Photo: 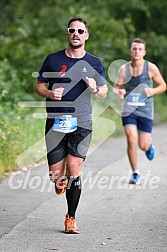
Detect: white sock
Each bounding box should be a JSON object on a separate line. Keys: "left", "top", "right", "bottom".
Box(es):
{"left": 133, "top": 170, "right": 140, "bottom": 175}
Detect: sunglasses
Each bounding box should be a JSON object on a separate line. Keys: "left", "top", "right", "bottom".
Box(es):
{"left": 67, "top": 28, "right": 87, "bottom": 35}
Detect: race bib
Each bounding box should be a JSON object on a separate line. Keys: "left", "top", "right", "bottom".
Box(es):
{"left": 126, "top": 92, "right": 146, "bottom": 106}
{"left": 53, "top": 115, "right": 77, "bottom": 133}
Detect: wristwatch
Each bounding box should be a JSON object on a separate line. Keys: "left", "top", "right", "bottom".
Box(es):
{"left": 92, "top": 87, "right": 99, "bottom": 94}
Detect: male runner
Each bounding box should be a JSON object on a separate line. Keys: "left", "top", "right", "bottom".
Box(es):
{"left": 114, "top": 38, "right": 166, "bottom": 184}
{"left": 35, "top": 17, "right": 108, "bottom": 233}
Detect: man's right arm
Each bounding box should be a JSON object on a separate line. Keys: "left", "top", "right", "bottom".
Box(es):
{"left": 113, "top": 65, "right": 126, "bottom": 99}
{"left": 35, "top": 81, "right": 50, "bottom": 98}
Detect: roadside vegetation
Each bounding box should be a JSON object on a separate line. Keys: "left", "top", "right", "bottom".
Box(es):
{"left": 0, "top": 0, "right": 167, "bottom": 179}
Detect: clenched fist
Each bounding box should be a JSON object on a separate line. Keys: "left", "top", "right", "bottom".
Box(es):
{"left": 48, "top": 87, "right": 64, "bottom": 100}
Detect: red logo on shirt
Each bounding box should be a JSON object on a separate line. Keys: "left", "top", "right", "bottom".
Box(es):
{"left": 59, "top": 65, "right": 67, "bottom": 76}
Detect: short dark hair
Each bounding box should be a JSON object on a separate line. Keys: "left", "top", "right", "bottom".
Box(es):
{"left": 67, "top": 17, "right": 88, "bottom": 30}
{"left": 132, "top": 38, "right": 146, "bottom": 48}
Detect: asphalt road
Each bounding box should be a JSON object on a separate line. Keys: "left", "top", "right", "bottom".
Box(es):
{"left": 0, "top": 123, "right": 167, "bottom": 252}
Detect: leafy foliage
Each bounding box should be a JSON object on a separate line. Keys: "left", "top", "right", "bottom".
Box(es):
{"left": 0, "top": 0, "right": 166, "bottom": 177}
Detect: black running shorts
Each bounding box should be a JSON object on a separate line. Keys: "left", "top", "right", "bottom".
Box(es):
{"left": 45, "top": 119, "right": 92, "bottom": 165}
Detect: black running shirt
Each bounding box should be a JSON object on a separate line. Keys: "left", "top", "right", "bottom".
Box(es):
{"left": 38, "top": 49, "right": 106, "bottom": 121}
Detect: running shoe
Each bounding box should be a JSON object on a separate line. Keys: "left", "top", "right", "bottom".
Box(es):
{"left": 145, "top": 144, "right": 155, "bottom": 161}
{"left": 129, "top": 173, "right": 140, "bottom": 184}
{"left": 64, "top": 214, "right": 79, "bottom": 234}
{"left": 55, "top": 179, "right": 68, "bottom": 195}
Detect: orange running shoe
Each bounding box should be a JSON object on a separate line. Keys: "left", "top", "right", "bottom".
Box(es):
{"left": 64, "top": 214, "right": 79, "bottom": 234}
{"left": 55, "top": 180, "right": 68, "bottom": 195}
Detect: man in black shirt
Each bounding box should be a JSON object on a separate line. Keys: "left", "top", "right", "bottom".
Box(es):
{"left": 35, "top": 17, "right": 108, "bottom": 234}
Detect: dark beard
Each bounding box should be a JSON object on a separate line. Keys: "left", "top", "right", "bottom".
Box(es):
{"left": 69, "top": 42, "right": 83, "bottom": 49}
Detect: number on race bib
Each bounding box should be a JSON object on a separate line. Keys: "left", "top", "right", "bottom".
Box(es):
{"left": 53, "top": 115, "right": 77, "bottom": 133}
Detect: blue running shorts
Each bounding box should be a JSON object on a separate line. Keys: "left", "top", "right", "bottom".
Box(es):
{"left": 122, "top": 113, "right": 153, "bottom": 133}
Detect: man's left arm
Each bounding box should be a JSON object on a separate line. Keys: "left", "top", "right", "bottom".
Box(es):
{"left": 145, "top": 63, "right": 167, "bottom": 97}
{"left": 85, "top": 77, "right": 108, "bottom": 98}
